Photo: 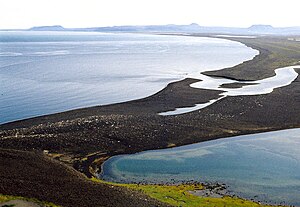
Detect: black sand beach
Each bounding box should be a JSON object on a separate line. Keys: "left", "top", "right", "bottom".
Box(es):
{"left": 1, "top": 35, "right": 300, "bottom": 207}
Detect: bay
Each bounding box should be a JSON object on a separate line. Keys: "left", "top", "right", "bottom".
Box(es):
{"left": 0, "top": 31, "right": 257, "bottom": 123}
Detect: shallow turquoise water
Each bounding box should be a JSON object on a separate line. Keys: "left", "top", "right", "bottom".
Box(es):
{"left": 100, "top": 128, "right": 300, "bottom": 206}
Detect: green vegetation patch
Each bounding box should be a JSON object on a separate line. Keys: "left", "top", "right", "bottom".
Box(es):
{"left": 91, "top": 178, "right": 275, "bottom": 207}
{"left": 0, "top": 194, "right": 60, "bottom": 207}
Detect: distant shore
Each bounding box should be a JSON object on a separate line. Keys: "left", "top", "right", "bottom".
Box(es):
{"left": 1, "top": 35, "right": 300, "bottom": 207}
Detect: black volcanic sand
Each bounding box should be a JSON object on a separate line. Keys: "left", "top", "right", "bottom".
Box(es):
{"left": 1, "top": 36, "right": 300, "bottom": 207}
{"left": 0, "top": 149, "right": 169, "bottom": 207}
{"left": 219, "top": 82, "right": 258, "bottom": 89}
{"left": 202, "top": 36, "right": 300, "bottom": 80}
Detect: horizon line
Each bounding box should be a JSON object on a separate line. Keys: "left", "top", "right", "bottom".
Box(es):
{"left": 2, "top": 23, "right": 300, "bottom": 31}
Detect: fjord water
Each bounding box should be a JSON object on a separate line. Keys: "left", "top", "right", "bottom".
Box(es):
{"left": 0, "top": 31, "right": 257, "bottom": 123}
{"left": 100, "top": 128, "right": 300, "bottom": 206}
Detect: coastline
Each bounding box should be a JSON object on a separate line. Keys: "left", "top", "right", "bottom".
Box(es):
{"left": 1, "top": 35, "right": 300, "bottom": 207}
{"left": 99, "top": 128, "right": 300, "bottom": 206}
{"left": 201, "top": 35, "right": 300, "bottom": 81}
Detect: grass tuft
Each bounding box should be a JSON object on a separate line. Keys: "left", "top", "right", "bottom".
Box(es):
{"left": 90, "top": 177, "right": 277, "bottom": 207}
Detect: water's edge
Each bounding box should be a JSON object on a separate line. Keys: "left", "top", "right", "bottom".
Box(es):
{"left": 0, "top": 33, "right": 258, "bottom": 125}
{"left": 99, "top": 128, "right": 300, "bottom": 206}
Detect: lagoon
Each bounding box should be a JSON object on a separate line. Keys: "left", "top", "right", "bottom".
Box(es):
{"left": 100, "top": 128, "right": 300, "bottom": 206}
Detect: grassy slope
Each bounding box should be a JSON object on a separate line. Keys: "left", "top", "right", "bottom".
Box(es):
{"left": 91, "top": 178, "right": 273, "bottom": 207}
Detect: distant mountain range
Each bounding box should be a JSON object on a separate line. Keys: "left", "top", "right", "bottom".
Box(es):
{"left": 6, "top": 24, "right": 300, "bottom": 35}
{"left": 29, "top": 25, "right": 66, "bottom": 31}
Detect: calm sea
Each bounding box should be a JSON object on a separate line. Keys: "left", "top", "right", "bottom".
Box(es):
{"left": 0, "top": 31, "right": 257, "bottom": 123}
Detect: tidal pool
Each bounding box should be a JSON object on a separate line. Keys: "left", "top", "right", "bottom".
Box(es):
{"left": 100, "top": 128, "right": 300, "bottom": 206}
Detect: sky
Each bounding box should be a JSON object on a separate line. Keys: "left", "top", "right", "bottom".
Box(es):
{"left": 0, "top": 0, "right": 300, "bottom": 29}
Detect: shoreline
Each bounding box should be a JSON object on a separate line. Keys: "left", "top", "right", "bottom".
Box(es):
{"left": 1, "top": 35, "right": 300, "bottom": 207}
{"left": 90, "top": 177, "right": 275, "bottom": 207}
{"left": 1, "top": 35, "right": 298, "bottom": 127}
{"left": 0, "top": 33, "right": 257, "bottom": 126}
{"left": 98, "top": 128, "right": 300, "bottom": 206}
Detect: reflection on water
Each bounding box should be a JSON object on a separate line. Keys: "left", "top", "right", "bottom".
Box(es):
{"left": 100, "top": 128, "right": 300, "bottom": 206}
{"left": 160, "top": 66, "right": 299, "bottom": 115}
{"left": 0, "top": 31, "right": 257, "bottom": 124}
